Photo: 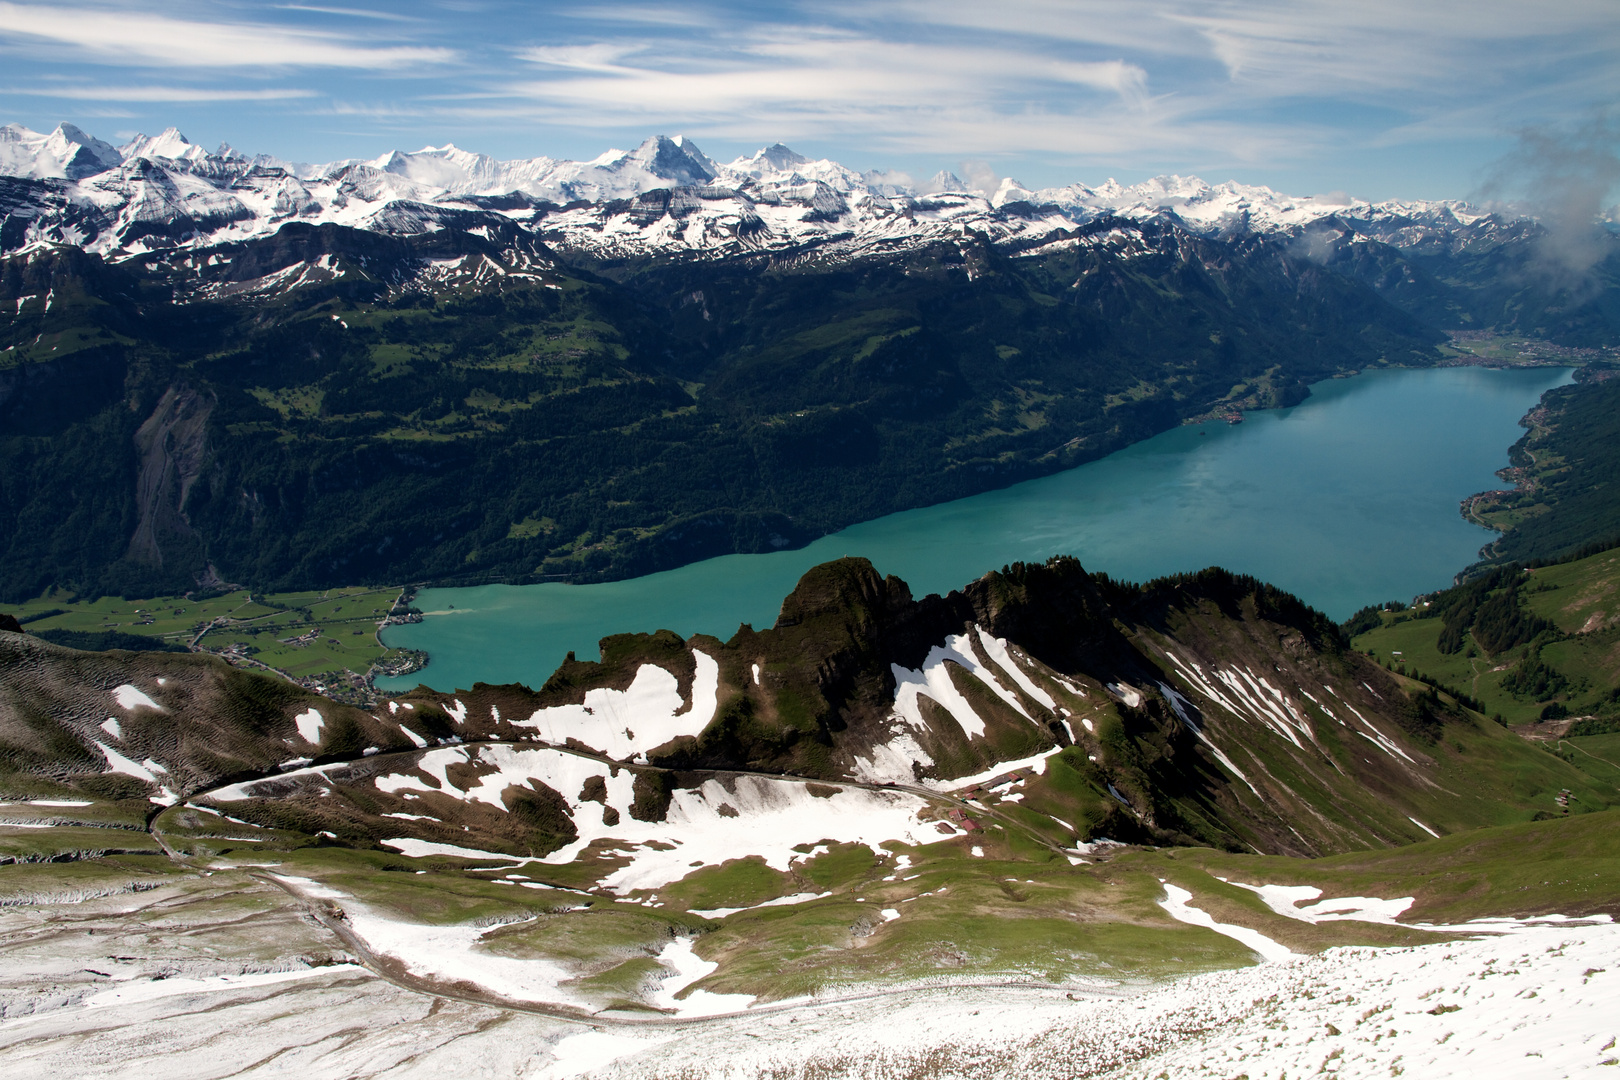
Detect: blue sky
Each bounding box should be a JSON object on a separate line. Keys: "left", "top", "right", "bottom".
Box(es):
{"left": 0, "top": 0, "right": 1615, "bottom": 200}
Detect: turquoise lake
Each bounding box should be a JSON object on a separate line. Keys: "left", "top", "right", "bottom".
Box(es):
{"left": 378, "top": 365, "right": 1571, "bottom": 693}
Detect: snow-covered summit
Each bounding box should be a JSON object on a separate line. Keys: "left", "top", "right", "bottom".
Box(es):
{"left": 0, "top": 122, "right": 120, "bottom": 180}
{"left": 0, "top": 121, "right": 1509, "bottom": 266}
{"left": 119, "top": 128, "right": 216, "bottom": 165}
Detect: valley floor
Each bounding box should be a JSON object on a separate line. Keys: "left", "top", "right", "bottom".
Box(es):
{"left": 3, "top": 878, "right": 1616, "bottom": 1080}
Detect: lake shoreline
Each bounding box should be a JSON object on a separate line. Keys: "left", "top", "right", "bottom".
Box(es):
{"left": 380, "top": 365, "right": 1574, "bottom": 694}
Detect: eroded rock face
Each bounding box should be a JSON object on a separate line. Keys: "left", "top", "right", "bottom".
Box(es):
{"left": 127, "top": 385, "right": 212, "bottom": 572}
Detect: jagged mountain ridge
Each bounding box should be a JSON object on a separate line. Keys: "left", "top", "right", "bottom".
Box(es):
{"left": 0, "top": 121, "right": 1516, "bottom": 269}
{"left": 3, "top": 558, "right": 1607, "bottom": 860}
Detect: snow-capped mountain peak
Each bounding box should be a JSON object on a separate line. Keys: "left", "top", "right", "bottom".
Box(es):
{"left": 0, "top": 122, "right": 120, "bottom": 180}
{"left": 0, "top": 120, "right": 1522, "bottom": 271}
{"left": 751, "top": 143, "right": 808, "bottom": 171}
{"left": 926, "top": 170, "right": 972, "bottom": 194}
{"left": 622, "top": 135, "right": 718, "bottom": 186}
{"left": 120, "top": 127, "right": 212, "bottom": 165}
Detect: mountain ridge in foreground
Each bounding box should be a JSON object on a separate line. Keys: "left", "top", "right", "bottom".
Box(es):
{"left": 2, "top": 555, "right": 1618, "bottom": 1047}
{"left": 5, "top": 556, "right": 1606, "bottom": 861}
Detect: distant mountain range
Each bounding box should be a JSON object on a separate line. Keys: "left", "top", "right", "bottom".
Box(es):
{"left": 0, "top": 121, "right": 1524, "bottom": 268}
{"left": 1, "top": 122, "right": 1617, "bottom": 600}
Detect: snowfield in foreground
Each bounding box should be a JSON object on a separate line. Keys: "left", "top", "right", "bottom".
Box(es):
{"left": 4, "top": 871, "right": 1618, "bottom": 1080}
{"left": 587, "top": 920, "right": 1620, "bottom": 1079}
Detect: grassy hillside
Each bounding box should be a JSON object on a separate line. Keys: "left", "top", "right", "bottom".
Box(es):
{"left": 1351, "top": 543, "right": 1620, "bottom": 728}
{"left": 136, "top": 790, "right": 1620, "bottom": 1011}
{"left": 8, "top": 557, "right": 1610, "bottom": 866}
{"left": 5, "top": 556, "right": 1620, "bottom": 1019}
{"left": 2, "top": 584, "right": 418, "bottom": 698}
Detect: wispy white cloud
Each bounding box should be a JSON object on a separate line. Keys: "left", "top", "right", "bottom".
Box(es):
{"left": 0, "top": 0, "right": 1613, "bottom": 196}
{"left": 555, "top": 5, "right": 726, "bottom": 29}
{"left": 0, "top": 2, "right": 455, "bottom": 68}
{"left": 1173, "top": 0, "right": 1620, "bottom": 85}
{"left": 873, "top": 0, "right": 1620, "bottom": 101}
{"left": 276, "top": 4, "right": 422, "bottom": 21}
{"left": 508, "top": 31, "right": 1150, "bottom": 117}
{"left": 5, "top": 85, "right": 318, "bottom": 102}
{"left": 461, "top": 0, "right": 1615, "bottom": 178}
{"left": 516, "top": 44, "right": 647, "bottom": 75}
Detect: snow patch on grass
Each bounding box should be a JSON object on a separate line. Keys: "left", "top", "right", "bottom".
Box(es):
{"left": 345, "top": 905, "right": 584, "bottom": 1007}
{"left": 95, "top": 742, "right": 156, "bottom": 782}
{"left": 850, "top": 727, "right": 934, "bottom": 785}
{"left": 1409, "top": 815, "right": 1440, "bottom": 838}
{"left": 379, "top": 838, "right": 525, "bottom": 863}
{"left": 864, "top": 632, "right": 1069, "bottom": 783}
{"left": 1226, "top": 881, "right": 1413, "bottom": 925}
{"left": 650, "top": 937, "right": 755, "bottom": 1017}
{"left": 1158, "top": 881, "right": 1292, "bottom": 962}
{"left": 891, "top": 639, "right": 994, "bottom": 737}
{"left": 510, "top": 649, "right": 720, "bottom": 758}
{"left": 539, "top": 1032, "right": 674, "bottom": 1080}
{"left": 111, "top": 684, "right": 161, "bottom": 712}
{"left": 373, "top": 745, "right": 939, "bottom": 894}
{"left": 931, "top": 748, "right": 1062, "bottom": 792}
{"left": 975, "top": 627, "right": 1056, "bottom": 710}
{"left": 206, "top": 761, "right": 349, "bottom": 802}
{"left": 293, "top": 708, "right": 323, "bottom": 744}
{"left": 1105, "top": 682, "right": 1142, "bottom": 709}
{"left": 689, "top": 891, "right": 832, "bottom": 919}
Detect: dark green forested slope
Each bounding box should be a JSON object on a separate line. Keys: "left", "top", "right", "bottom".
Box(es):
{"left": 1467, "top": 368, "right": 1620, "bottom": 566}
{"left": 0, "top": 220, "right": 1439, "bottom": 600}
